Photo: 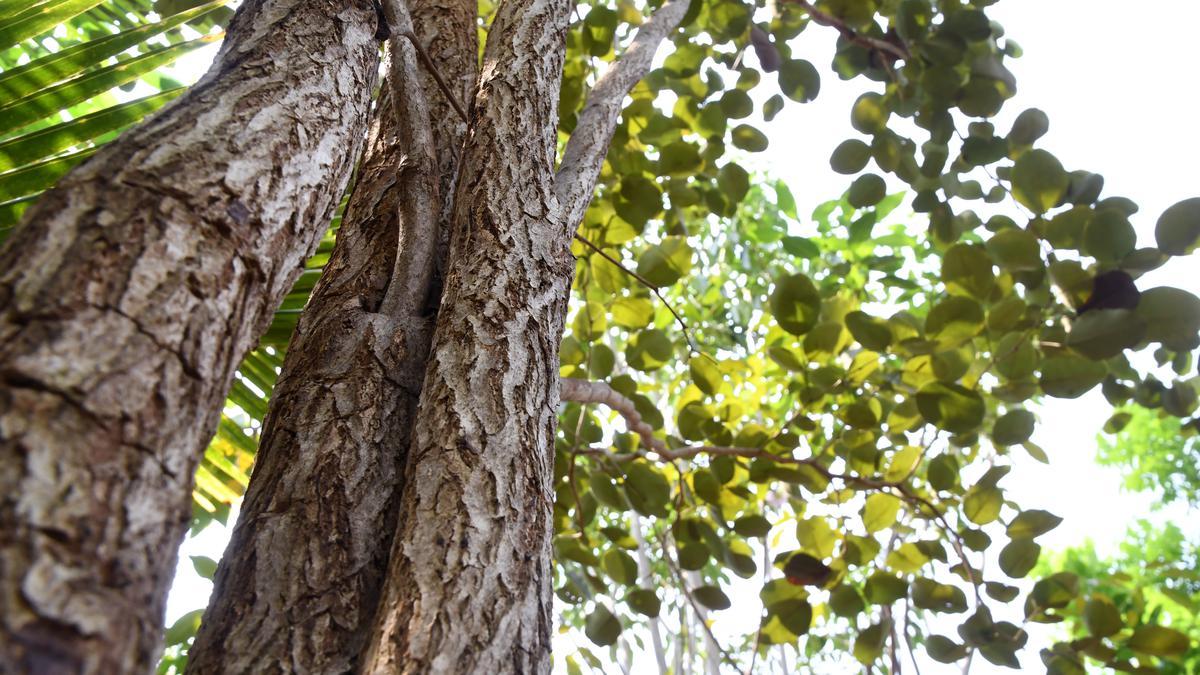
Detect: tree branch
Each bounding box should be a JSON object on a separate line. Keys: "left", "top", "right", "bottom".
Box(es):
{"left": 558, "top": 377, "right": 982, "bottom": 595}
{"left": 555, "top": 0, "right": 691, "bottom": 232}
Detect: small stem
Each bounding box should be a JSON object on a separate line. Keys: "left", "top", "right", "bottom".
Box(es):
{"left": 401, "top": 31, "right": 470, "bottom": 123}
{"left": 573, "top": 233, "right": 696, "bottom": 352}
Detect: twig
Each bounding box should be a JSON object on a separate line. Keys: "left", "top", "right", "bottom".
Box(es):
{"left": 902, "top": 599, "right": 923, "bottom": 675}
{"left": 573, "top": 233, "right": 697, "bottom": 352}
{"left": 400, "top": 30, "right": 470, "bottom": 124}
{"left": 655, "top": 530, "right": 740, "bottom": 670}
{"left": 783, "top": 0, "right": 909, "bottom": 61}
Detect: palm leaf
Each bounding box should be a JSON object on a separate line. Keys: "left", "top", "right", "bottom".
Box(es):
{"left": 0, "top": 0, "right": 224, "bottom": 101}
{"left": 0, "top": 0, "right": 108, "bottom": 48}
{"left": 0, "top": 34, "right": 218, "bottom": 137}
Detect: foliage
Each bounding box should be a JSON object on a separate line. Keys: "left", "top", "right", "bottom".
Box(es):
{"left": 1099, "top": 405, "right": 1200, "bottom": 508}
{"left": 5, "top": 0, "right": 1200, "bottom": 672}
{"left": 1035, "top": 522, "right": 1200, "bottom": 674}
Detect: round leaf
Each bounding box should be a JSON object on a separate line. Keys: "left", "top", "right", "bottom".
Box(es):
{"left": 1010, "top": 149, "right": 1068, "bottom": 214}
{"left": 1155, "top": 197, "right": 1200, "bottom": 255}
{"left": 769, "top": 272, "right": 821, "bottom": 335}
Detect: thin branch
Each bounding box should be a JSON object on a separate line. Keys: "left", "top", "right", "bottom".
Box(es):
{"left": 656, "top": 531, "right": 739, "bottom": 670}
{"left": 783, "top": 0, "right": 909, "bottom": 61}
{"left": 400, "top": 30, "right": 470, "bottom": 124}
{"left": 555, "top": 0, "right": 692, "bottom": 231}
{"left": 573, "top": 233, "right": 696, "bottom": 352}
{"left": 377, "top": 0, "right": 439, "bottom": 319}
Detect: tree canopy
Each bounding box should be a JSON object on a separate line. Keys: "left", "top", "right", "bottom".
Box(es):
{"left": 2, "top": 0, "right": 1198, "bottom": 673}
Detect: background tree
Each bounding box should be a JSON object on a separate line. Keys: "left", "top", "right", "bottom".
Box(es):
{"left": 1, "top": 0, "right": 1198, "bottom": 674}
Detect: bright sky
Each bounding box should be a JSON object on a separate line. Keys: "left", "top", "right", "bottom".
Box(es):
{"left": 158, "top": 1, "right": 1200, "bottom": 672}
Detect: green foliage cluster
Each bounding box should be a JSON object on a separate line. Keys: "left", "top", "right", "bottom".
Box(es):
{"left": 4, "top": 0, "right": 1200, "bottom": 672}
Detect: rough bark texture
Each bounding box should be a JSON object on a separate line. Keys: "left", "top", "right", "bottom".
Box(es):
{"left": 188, "top": 1, "right": 477, "bottom": 672}
{"left": 359, "top": 0, "right": 573, "bottom": 672}
{"left": 0, "top": 1, "right": 379, "bottom": 672}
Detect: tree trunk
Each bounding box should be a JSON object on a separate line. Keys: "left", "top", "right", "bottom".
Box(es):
{"left": 188, "top": 1, "right": 476, "bottom": 670}
{"left": 0, "top": 1, "right": 380, "bottom": 672}
{"left": 359, "top": 0, "right": 573, "bottom": 672}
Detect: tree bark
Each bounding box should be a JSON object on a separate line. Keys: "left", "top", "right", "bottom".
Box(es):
{"left": 0, "top": 1, "right": 380, "bottom": 672}
{"left": 359, "top": 0, "right": 573, "bottom": 672}
{"left": 188, "top": 0, "right": 477, "bottom": 670}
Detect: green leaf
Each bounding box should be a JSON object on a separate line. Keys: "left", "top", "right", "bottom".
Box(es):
{"left": 862, "top": 493, "right": 901, "bottom": 533}
{"left": 1136, "top": 286, "right": 1200, "bottom": 351}
{"left": 636, "top": 236, "right": 692, "bottom": 287}
{"left": 584, "top": 605, "right": 622, "bottom": 646}
{"left": 1039, "top": 355, "right": 1107, "bottom": 398}
{"left": 0, "top": 0, "right": 107, "bottom": 49}
{"left": 625, "top": 329, "right": 673, "bottom": 372}
{"left": 1155, "top": 197, "right": 1200, "bottom": 255}
{"left": 865, "top": 573, "right": 908, "bottom": 604}
{"left": 731, "top": 124, "right": 768, "bottom": 152}
{"left": 772, "top": 598, "right": 813, "bottom": 636}
{"left": 611, "top": 296, "right": 653, "bottom": 329}
{"left": 1083, "top": 595, "right": 1122, "bottom": 638}
{"left": 0, "top": 36, "right": 218, "bottom": 138}
{"left": 963, "top": 485, "right": 1003, "bottom": 525}
{"left": 845, "top": 311, "right": 892, "bottom": 351}
{"left": 733, "top": 514, "right": 772, "bottom": 538}
{"left": 717, "top": 162, "right": 750, "bottom": 203}
{"left": 1006, "top": 509, "right": 1062, "bottom": 539}
{"left": 851, "top": 93, "right": 888, "bottom": 134}
{"left": 769, "top": 272, "right": 821, "bottom": 335}
{"left": 1007, "top": 108, "right": 1049, "bottom": 146}
{"left": 992, "top": 409, "right": 1034, "bottom": 446}
{"left": 617, "top": 175, "right": 662, "bottom": 225}
{"left": 623, "top": 462, "right": 671, "bottom": 516}
{"left": 986, "top": 228, "right": 1042, "bottom": 271}
{"left": 1082, "top": 209, "right": 1136, "bottom": 262}
{"left": 916, "top": 382, "right": 985, "bottom": 434}
{"left": 925, "top": 296, "right": 984, "bottom": 344}
{"left": 0, "top": 147, "right": 95, "bottom": 202}
{"left": 925, "top": 635, "right": 969, "bottom": 663}
{"left": 164, "top": 608, "right": 204, "bottom": 646}
{"left": 602, "top": 549, "right": 638, "bottom": 585}
{"left": 688, "top": 356, "right": 722, "bottom": 396}
{"left": 693, "top": 585, "right": 732, "bottom": 610}
{"left": 998, "top": 539, "right": 1040, "bottom": 578}
{"left": 719, "top": 89, "right": 753, "bottom": 118}
{"left": 912, "top": 578, "right": 968, "bottom": 613}
{"left": 854, "top": 622, "right": 888, "bottom": 665}
{"left": 847, "top": 174, "right": 886, "bottom": 208}
{"left": 0, "top": 89, "right": 185, "bottom": 172}
{"left": 0, "top": 1, "right": 226, "bottom": 101}
{"left": 779, "top": 58, "right": 819, "bottom": 103}
{"left": 1127, "top": 625, "right": 1190, "bottom": 658}
{"left": 190, "top": 555, "right": 218, "bottom": 580}
{"left": 1010, "top": 149, "right": 1068, "bottom": 214}
{"left": 830, "top": 139, "right": 871, "bottom": 175}
{"left": 942, "top": 243, "right": 995, "bottom": 299}
{"left": 626, "top": 589, "right": 661, "bottom": 618}
{"left": 1067, "top": 309, "right": 1144, "bottom": 360}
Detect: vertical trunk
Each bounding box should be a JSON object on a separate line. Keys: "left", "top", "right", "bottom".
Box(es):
{"left": 360, "top": 0, "right": 572, "bottom": 672}
{"left": 0, "top": 1, "right": 380, "bottom": 672}
{"left": 188, "top": 1, "right": 477, "bottom": 670}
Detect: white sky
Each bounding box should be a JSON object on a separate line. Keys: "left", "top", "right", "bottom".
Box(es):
{"left": 158, "top": 1, "right": 1200, "bottom": 672}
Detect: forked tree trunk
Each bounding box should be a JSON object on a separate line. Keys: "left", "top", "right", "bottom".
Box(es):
{"left": 359, "top": 0, "right": 573, "bottom": 671}
{"left": 188, "top": 1, "right": 477, "bottom": 670}
{"left": 0, "top": 1, "right": 380, "bottom": 671}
